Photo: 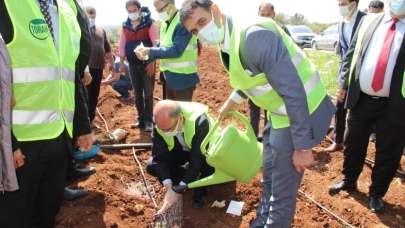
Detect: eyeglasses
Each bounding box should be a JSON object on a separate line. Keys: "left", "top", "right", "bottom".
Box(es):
{"left": 156, "top": 2, "right": 170, "bottom": 13}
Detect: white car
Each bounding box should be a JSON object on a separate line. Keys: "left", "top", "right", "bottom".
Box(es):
{"left": 311, "top": 24, "right": 339, "bottom": 51}
{"left": 285, "top": 25, "right": 316, "bottom": 48}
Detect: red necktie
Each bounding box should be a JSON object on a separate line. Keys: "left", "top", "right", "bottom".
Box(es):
{"left": 371, "top": 17, "right": 399, "bottom": 92}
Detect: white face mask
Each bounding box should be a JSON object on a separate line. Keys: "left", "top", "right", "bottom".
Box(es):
{"left": 391, "top": 0, "right": 405, "bottom": 17}
{"left": 339, "top": 2, "right": 355, "bottom": 17}
{"left": 89, "top": 18, "right": 96, "bottom": 27}
{"left": 128, "top": 12, "right": 140, "bottom": 21}
{"left": 158, "top": 10, "right": 171, "bottom": 21}
{"left": 197, "top": 13, "right": 225, "bottom": 45}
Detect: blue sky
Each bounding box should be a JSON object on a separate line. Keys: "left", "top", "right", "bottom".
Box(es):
{"left": 79, "top": 0, "right": 379, "bottom": 25}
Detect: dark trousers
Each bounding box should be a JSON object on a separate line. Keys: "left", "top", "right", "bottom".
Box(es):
{"left": 87, "top": 68, "right": 103, "bottom": 121}
{"left": 160, "top": 72, "right": 167, "bottom": 100}
{"left": 343, "top": 93, "right": 405, "bottom": 197}
{"left": 334, "top": 99, "right": 348, "bottom": 144}
{"left": 166, "top": 86, "right": 195, "bottom": 102}
{"left": 146, "top": 150, "right": 214, "bottom": 195}
{"left": 112, "top": 79, "right": 132, "bottom": 98}
{"left": 248, "top": 100, "right": 268, "bottom": 137}
{"left": 129, "top": 63, "right": 155, "bottom": 123}
{"left": 0, "top": 132, "right": 71, "bottom": 228}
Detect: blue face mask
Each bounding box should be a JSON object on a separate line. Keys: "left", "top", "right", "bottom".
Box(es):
{"left": 391, "top": 0, "right": 405, "bottom": 17}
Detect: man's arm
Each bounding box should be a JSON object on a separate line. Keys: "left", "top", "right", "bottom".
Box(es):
{"left": 151, "top": 128, "right": 172, "bottom": 184}
{"left": 149, "top": 24, "right": 192, "bottom": 60}
{"left": 181, "top": 115, "right": 210, "bottom": 184}
{"left": 73, "top": 0, "right": 91, "bottom": 139}
{"left": 103, "top": 29, "right": 112, "bottom": 58}
{"left": 340, "top": 20, "right": 362, "bottom": 90}
{"left": 243, "top": 27, "right": 314, "bottom": 150}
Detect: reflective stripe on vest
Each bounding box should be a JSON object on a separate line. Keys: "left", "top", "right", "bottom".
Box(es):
{"left": 159, "top": 12, "right": 198, "bottom": 74}
{"left": 402, "top": 72, "right": 405, "bottom": 98}
{"left": 5, "top": 0, "right": 80, "bottom": 141}
{"left": 12, "top": 110, "right": 74, "bottom": 125}
{"left": 225, "top": 17, "right": 328, "bottom": 129}
{"left": 13, "top": 67, "right": 75, "bottom": 83}
{"left": 160, "top": 61, "right": 197, "bottom": 69}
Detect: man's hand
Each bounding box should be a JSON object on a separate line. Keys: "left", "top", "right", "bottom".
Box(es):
{"left": 11, "top": 96, "right": 16, "bottom": 108}
{"left": 146, "top": 62, "right": 156, "bottom": 78}
{"left": 82, "top": 72, "right": 93, "bottom": 86}
{"left": 157, "top": 184, "right": 182, "bottom": 215}
{"left": 292, "top": 149, "right": 314, "bottom": 172}
{"left": 219, "top": 99, "right": 237, "bottom": 120}
{"left": 337, "top": 88, "right": 346, "bottom": 103}
{"left": 134, "top": 45, "right": 150, "bottom": 61}
{"left": 76, "top": 133, "right": 95, "bottom": 152}
{"left": 13, "top": 149, "right": 25, "bottom": 169}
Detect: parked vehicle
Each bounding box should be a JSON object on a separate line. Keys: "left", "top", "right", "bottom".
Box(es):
{"left": 311, "top": 24, "right": 339, "bottom": 51}
{"left": 285, "top": 25, "right": 316, "bottom": 48}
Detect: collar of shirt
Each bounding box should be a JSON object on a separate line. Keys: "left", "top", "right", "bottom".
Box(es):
{"left": 343, "top": 9, "right": 359, "bottom": 24}
{"left": 382, "top": 13, "right": 405, "bottom": 25}
{"left": 220, "top": 16, "right": 231, "bottom": 54}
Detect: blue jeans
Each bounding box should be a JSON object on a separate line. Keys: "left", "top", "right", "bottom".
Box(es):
{"left": 112, "top": 79, "right": 131, "bottom": 98}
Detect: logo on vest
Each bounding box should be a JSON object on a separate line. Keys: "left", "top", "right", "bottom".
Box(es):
{"left": 29, "top": 19, "right": 50, "bottom": 40}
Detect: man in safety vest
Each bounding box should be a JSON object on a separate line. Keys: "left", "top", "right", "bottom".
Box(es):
{"left": 147, "top": 100, "right": 214, "bottom": 214}
{"left": 330, "top": 0, "right": 405, "bottom": 213}
{"left": 0, "top": 0, "right": 94, "bottom": 227}
{"left": 180, "top": 0, "right": 335, "bottom": 227}
{"left": 135, "top": 0, "right": 199, "bottom": 101}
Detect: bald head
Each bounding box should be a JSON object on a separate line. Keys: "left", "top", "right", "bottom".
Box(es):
{"left": 153, "top": 100, "right": 182, "bottom": 131}
{"left": 259, "top": 2, "right": 275, "bottom": 18}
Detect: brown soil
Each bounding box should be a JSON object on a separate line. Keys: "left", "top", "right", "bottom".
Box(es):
{"left": 56, "top": 48, "right": 405, "bottom": 228}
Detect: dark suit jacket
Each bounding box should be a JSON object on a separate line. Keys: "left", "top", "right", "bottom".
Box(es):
{"left": 341, "top": 14, "right": 405, "bottom": 126}
{"left": 337, "top": 10, "right": 366, "bottom": 87}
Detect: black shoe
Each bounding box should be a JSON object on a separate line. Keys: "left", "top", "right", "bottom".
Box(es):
{"left": 144, "top": 122, "right": 154, "bottom": 132}
{"left": 328, "top": 180, "right": 357, "bottom": 195}
{"left": 130, "top": 121, "right": 145, "bottom": 129}
{"left": 64, "top": 187, "right": 88, "bottom": 201}
{"left": 369, "top": 196, "right": 384, "bottom": 213}
{"left": 70, "top": 166, "right": 96, "bottom": 181}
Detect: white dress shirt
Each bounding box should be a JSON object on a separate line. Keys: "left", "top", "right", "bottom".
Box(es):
{"left": 342, "top": 10, "right": 359, "bottom": 45}
{"left": 359, "top": 14, "right": 405, "bottom": 97}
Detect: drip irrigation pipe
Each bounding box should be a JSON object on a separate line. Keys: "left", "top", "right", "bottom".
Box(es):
{"left": 325, "top": 136, "right": 404, "bottom": 177}
{"left": 298, "top": 190, "right": 355, "bottom": 228}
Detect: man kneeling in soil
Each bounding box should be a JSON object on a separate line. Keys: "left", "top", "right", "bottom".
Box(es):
{"left": 147, "top": 100, "right": 214, "bottom": 214}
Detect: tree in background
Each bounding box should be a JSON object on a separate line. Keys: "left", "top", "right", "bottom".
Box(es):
{"left": 289, "top": 13, "right": 308, "bottom": 25}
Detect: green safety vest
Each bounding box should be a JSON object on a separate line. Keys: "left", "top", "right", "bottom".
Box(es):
{"left": 349, "top": 13, "right": 405, "bottom": 98}
{"left": 156, "top": 102, "right": 209, "bottom": 151}
{"left": 159, "top": 12, "right": 198, "bottom": 74}
{"left": 222, "top": 18, "right": 327, "bottom": 129}
{"left": 5, "top": 0, "right": 81, "bottom": 141}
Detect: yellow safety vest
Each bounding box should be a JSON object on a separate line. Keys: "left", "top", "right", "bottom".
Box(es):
{"left": 5, "top": 0, "right": 81, "bottom": 141}
{"left": 159, "top": 12, "right": 198, "bottom": 74}
{"left": 222, "top": 18, "right": 328, "bottom": 129}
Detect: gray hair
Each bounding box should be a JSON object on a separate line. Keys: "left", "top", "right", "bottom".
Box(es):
{"left": 180, "top": 0, "right": 213, "bottom": 23}
{"left": 85, "top": 6, "right": 96, "bottom": 14}
{"left": 168, "top": 102, "right": 182, "bottom": 118}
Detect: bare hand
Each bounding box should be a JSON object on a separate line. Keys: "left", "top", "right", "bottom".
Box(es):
{"left": 292, "top": 149, "right": 314, "bottom": 172}
{"left": 219, "top": 99, "right": 237, "bottom": 120}
{"left": 337, "top": 89, "right": 346, "bottom": 103}
{"left": 82, "top": 72, "right": 93, "bottom": 86}
{"left": 11, "top": 96, "right": 16, "bottom": 108}
{"left": 146, "top": 62, "right": 156, "bottom": 78}
{"left": 76, "top": 133, "right": 95, "bottom": 152}
{"left": 13, "top": 149, "right": 25, "bottom": 169}
{"left": 134, "top": 46, "right": 150, "bottom": 61}
{"left": 157, "top": 185, "right": 182, "bottom": 215}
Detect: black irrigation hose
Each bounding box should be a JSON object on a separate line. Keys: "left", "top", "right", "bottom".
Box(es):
{"left": 298, "top": 190, "right": 355, "bottom": 228}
